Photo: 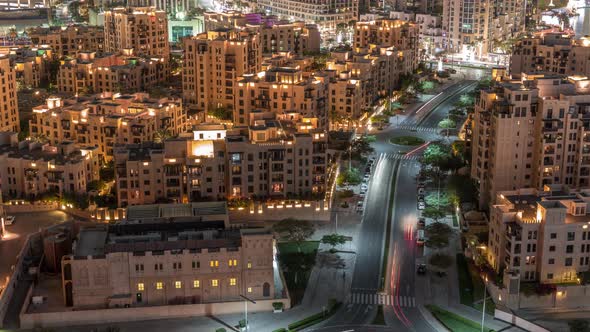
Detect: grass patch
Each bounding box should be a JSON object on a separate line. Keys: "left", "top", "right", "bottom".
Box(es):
{"left": 457, "top": 253, "right": 495, "bottom": 315}
{"left": 286, "top": 299, "right": 341, "bottom": 331}
{"left": 277, "top": 241, "right": 320, "bottom": 305}
{"left": 452, "top": 213, "right": 459, "bottom": 227}
{"left": 538, "top": 0, "right": 567, "bottom": 9}
{"left": 372, "top": 305, "right": 386, "bottom": 325}
{"left": 380, "top": 162, "right": 400, "bottom": 290}
{"left": 426, "top": 304, "right": 494, "bottom": 332}
{"left": 390, "top": 136, "right": 425, "bottom": 146}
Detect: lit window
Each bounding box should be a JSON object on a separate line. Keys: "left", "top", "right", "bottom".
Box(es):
{"left": 175, "top": 281, "right": 182, "bottom": 289}
{"left": 193, "top": 280, "right": 200, "bottom": 288}
{"left": 229, "top": 259, "right": 238, "bottom": 267}
{"left": 229, "top": 278, "right": 237, "bottom": 286}
{"left": 211, "top": 279, "right": 219, "bottom": 287}
{"left": 247, "top": 287, "right": 252, "bottom": 293}
{"left": 156, "top": 282, "right": 163, "bottom": 290}
{"left": 247, "top": 262, "right": 252, "bottom": 269}
{"left": 210, "top": 260, "right": 219, "bottom": 267}
{"left": 137, "top": 283, "right": 144, "bottom": 291}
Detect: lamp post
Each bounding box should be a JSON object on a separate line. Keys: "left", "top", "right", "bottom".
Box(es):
{"left": 239, "top": 294, "right": 256, "bottom": 332}
{"left": 481, "top": 276, "right": 488, "bottom": 332}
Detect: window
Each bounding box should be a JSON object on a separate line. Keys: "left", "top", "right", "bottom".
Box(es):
{"left": 210, "top": 260, "right": 219, "bottom": 267}
{"left": 565, "top": 257, "right": 573, "bottom": 266}
{"left": 193, "top": 280, "right": 200, "bottom": 288}
{"left": 192, "top": 261, "right": 200, "bottom": 269}
{"left": 567, "top": 245, "right": 574, "bottom": 253}
{"left": 547, "top": 273, "right": 554, "bottom": 280}
{"left": 568, "top": 232, "right": 575, "bottom": 241}
{"left": 247, "top": 287, "right": 252, "bottom": 293}
{"left": 156, "top": 282, "right": 163, "bottom": 290}
{"left": 247, "top": 262, "right": 252, "bottom": 269}
{"left": 550, "top": 233, "right": 557, "bottom": 239}
{"left": 175, "top": 281, "right": 182, "bottom": 289}
{"left": 549, "top": 246, "right": 556, "bottom": 252}
{"left": 548, "top": 258, "right": 555, "bottom": 264}
{"left": 137, "top": 283, "right": 145, "bottom": 291}
{"left": 211, "top": 279, "right": 219, "bottom": 287}
{"left": 229, "top": 259, "right": 238, "bottom": 267}
{"left": 230, "top": 278, "right": 237, "bottom": 286}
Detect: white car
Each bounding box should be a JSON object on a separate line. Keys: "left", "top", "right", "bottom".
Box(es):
{"left": 4, "top": 216, "right": 15, "bottom": 226}
{"left": 418, "top": 202, "right": 426, "bottom": 210}
{"left": 418, "top": 187, "right": 425, "bottom": 195}
{"left": 361, "top": 184, "right": 368, "bottom": 191}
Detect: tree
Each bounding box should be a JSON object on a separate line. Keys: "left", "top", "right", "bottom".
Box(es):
{"left": 153, "top": 128, "right": 172, "bottom": 144}
{"left": 422, "top": 143, "right": 450, "bottom": 167}
{"left": 30, "top": 133, "right": 49, "bottom": 144}
{"left": 208, "top": 107, "right": 232, "bottom": 120}
{"left": 321, "top": 234, "right": 348, "bottom": 248}
{"left": 425, "top": 222, "right": 453, "bottom": 249}
{"left": 87, "top": 180, "right": 107, "bottom": 192}
{"left": 273, "top": 218, "right": 315, "bottom": 251}
{"left": 351, "top": 136, "right": 375, "bottom": 159}
{"left": 438, "top": 118, "right": 456, "bottom": 136}
{"left": 337, "top": 168, "right": 362, "bottom": 186}
{"left": 569, "top": 320, "right": 590, "bottom": 332}
{"left": 422, "top": 206, "right": 446, "bottom": 221}
{"left": 425, "top": 192, "right": 451, "bottom": 209}
{"left": 100, "top": 161, "right": 115, "bottom": 182}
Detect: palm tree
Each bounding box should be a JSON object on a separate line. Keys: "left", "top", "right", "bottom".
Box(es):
{"left": 30, "top": 133, "right": 49, "bottom": 144}
{"left": 153, "top": 128, "right": 172, "bottom": 144}
{"left": 7, "top": 28, "right": 17, "bottom": 41}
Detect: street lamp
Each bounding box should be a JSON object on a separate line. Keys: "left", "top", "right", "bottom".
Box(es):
{"left": 239, "top": 294, "right": 256, "bottom": 332}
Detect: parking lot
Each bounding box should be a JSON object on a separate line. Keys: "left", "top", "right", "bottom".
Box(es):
{"left": 0, "top": 211, "right": 70, "bottom": 285}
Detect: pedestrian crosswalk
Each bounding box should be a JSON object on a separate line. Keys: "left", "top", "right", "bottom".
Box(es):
{"left": 347, "top": 292, "right": 416, "bottom": 308}
{"left": 379, "top": 152, "right": 421, "bottom": 161}
{"left": 395, "top": 125, "right": 439, "bottom": 133}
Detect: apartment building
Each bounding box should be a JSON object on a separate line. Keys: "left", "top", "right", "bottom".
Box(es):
{"left": 29, "top": 93, "right": 187, "bottom": 163}
{"left": 487, "top": 186, "right": 590, "bottom": 283}
{"left": 182, "top": 29, "right": 261, "bottom": 116}
{"left": 103, "top": 7, "right": 170, "bottom": 63}
{"left": 510, "top": 34, "right": 590, "bottom": 79}
{"left": 234, "top": 67, "right": 329, "bottom": 128}
{"left": 442, "top": 0, "right": 524, "bottom": 58}
{"left": 114, "top": 115, "right": 328, "bottom": 206}
{"left": 0, "top": 132, "right": 99, "bottom": 200}
{"left": 3, "top": 46, "right": 52, "bottom": 88}
{"left": 256, "top": 0, "right": 358, "bottom": 33}
{"left": 390, "top": 11, "right": 444, "bottom": 57}
{"left": 0, "top": 55, "right": 19, "bottom": 132}
{"left": 57, "top": 50, "right": 168, "bottom": 95}
{"left": 28, "top": 25, "right": 104, "bottom": 58}
{"left": 128, "top": 0, "right": 200, "bottom": 12}
{"left": 62, "top": 209, "right": 277, "bottom": 308}
{"left": 471, "top": 73, "right": 590, "bottom": 206}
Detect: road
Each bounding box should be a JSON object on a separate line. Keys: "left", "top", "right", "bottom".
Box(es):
{"left": 321, "top": 71, "right": 483, "bottom": 331}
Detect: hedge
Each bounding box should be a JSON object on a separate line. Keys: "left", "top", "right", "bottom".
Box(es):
{"left": 286, "top": 301, "right": 341, "bottom": 331}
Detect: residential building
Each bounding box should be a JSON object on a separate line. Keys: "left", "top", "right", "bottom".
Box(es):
{"left": 0, "top": 132, "right": 99, "bottom": 200}
{"left": 28, "top": 25, "right": 105, "bottom": 58}
{"left": 252, "top": 21, "right": 321, "bottom": 56}
{"left": 62, "top": 207, "right": 279, "bottom": 308}
{"left": 234, "top": 67, "right": 329, "bottom": 128}
{"left": 0, "top": 55, "right": 19, "bottom": 132}
{"left": 487, "top": 186, "right": 590, "bottom": 284}
{"left": 57, "top": 50, "right": 168, "bottom": 95}
{"left": 29, "top": 93, "right": 187, "bottom": 163}
{"left": 2, "top": 46, "right": 53, "bottom": 89}
{"left": 442, "top": 0, "right": 525, "bottom": 58}
{"left": 182, "top": 29, "right": 261, "bottom": 117}
{"left": 103, "top": 7, "right": 170, "bottom": 64}
{"left": 256, "top": 0, "right": 358, "bottom": 34}
{"left": 471, "top": 73, "right": 590, "bottom": 206}
{"left": 114, "top": 115, "right": 328, "bottom": 206}
{"left": 128, "top": 0, "right": 201, "bottom": 12}
{"left": 510, "top": 33, "right": 590, "bottom": 79}
{"left": 390, "top": 11, "right": 445, "bottom": 58}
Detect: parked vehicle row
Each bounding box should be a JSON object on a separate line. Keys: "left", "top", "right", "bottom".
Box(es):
{"left": 357, "top": 157, "right": 376, "bottom": 213}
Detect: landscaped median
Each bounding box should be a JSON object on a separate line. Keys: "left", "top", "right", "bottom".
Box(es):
{"left": 425, "top": 304, "right": 495, "bottom": 332}
{"left": 389, "top": 135, "right": 425, "bottom": 146}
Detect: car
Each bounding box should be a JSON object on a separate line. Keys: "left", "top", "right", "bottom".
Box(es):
{"left": 417, "top": 218, "right": 426, "bottom": 229}
{"left": 417, "top": 182, "right": 425, "bottom": 187}
{"left": 416, "top": 229, "right": 425, "bottom": 246}
{"left": 369, "top": 157, "right": 375, "bottom": 163}
{"left": 418, "top": 187, "right": 425, "bottom": 195}
{"left": 417, "top": 264, "right": 427, "bottom": 275}
{"left": 418, "top": 201, "right": 426, "bottom": 210}
{"left": 4, "top": 215, "right": 15, "bottom": 226}
{"left": 359, "top": 191, "right": 366, "bottom": 198}
{"left": 417, "top": 195, "right": 425, "bottom": 202}
{"left": 361, "top": 184, "right": 368, "bottom": 191}
{"left": 363, "top": 174, "right": 370, "bottom": 181}
{"left": 365, "top": 166, "right": 372, "bottom": 173}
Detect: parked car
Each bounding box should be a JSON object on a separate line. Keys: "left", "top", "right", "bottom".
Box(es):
{"left": 416, "top": 229, "right": 425, "bottom": 246}
{"left": 361, "top": 184, "right": 368, "bottom": 191}
{"left": 418, "top": 187, "right": 425, "bottom": 195}
{"left": 365, "top": 166, "right": 372, "bottom": 173}
{"left": 418, "top": 201, "right": 426, "bottom": 210}
{"left": 417, "top": 264, "right": 427, "bottom": 275}
{"left": 417, "top": 195, "right": 425, "bottom": 202}
{"left": 4, "top": 216, "right": 15, "bottom": 226}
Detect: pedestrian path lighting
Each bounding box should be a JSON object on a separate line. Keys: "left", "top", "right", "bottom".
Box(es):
{"left": 239, "top": 294, "right": 256, "bottom": 332}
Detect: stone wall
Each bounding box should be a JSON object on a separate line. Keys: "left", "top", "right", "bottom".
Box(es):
{"left": 20, "top": 298, "right": 290, "bottom": 329}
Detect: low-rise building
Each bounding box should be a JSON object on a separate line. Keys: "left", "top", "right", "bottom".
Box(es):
{"left": 28, "top": 25, "right": 105, "bottom": 58}
{"left": 57, "top": 50, "right": 168, "bottom": 95}
{"left": 62, "top": 205, "right": 278, "bottom": 308}
{"left": 488, "top": 186, "right": 590, "bottom": 283}
{"left": 0, "top": 132, "right": 99, "bottom": 200}
{"left": 29, "top": 93, "right": 187, "bottom": 163}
